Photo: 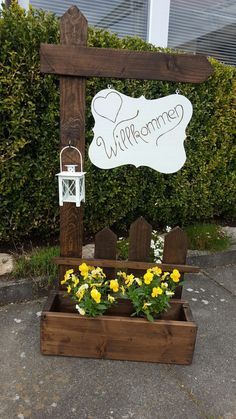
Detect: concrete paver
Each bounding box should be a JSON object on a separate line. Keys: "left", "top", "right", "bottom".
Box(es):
{"left": 0, "top": 267, "right": 235, "bottom": 419}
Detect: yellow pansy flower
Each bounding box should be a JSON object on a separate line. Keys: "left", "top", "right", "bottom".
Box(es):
{"left": 120, "top": 285, "right": 126, "bottom": 295}
{"left": 67, "top": 285, "right": 72, "bottom": 293}
{"left": 62, "top": 268, "right": 74, "bottom": 283}
{"left": 161, "top": 282, "right": 168, "bottom": 289}
{"left": 125, "top": 274, "right": 134, "bottom": 287}
{"left": 151, "top": 266, "right": 162, "bottom": 275}
{"left": 166, "top": 290, "right": 174, "bottom": 296}
{"left": 76, "top": 283, "right": 89, "bottom": 301}
{"left": 76, "top": 290, "right": 85, "bottom": 301}
{"left": 110, "top": 279, "right": 119, "bottom": 293}
{"left": 117, "top": 271, "right": 127, "bottom": 280}
{"left": 142, "top": 302, "right": 152, "bottom": 310}
{"left": 170, "top": 269, "right": 181, "bottom": 282}
{"left": 60, "top": 278, "right": 67, "bottom": 285}
{"left": 91, "top": 288, "right": 101, "bottom": 304}
{"left": 144, "top": 271, "right": 154, "bottom": 284}
{"left": 79, "top": 263, "right": 89, "bottom": 278}
{"left": 108, "top": 294, "right": 115, "bottom": 303}
{"left": 66, "top": 269, "right": 74, "bottom": 275}
{"left": 135, "top": 278, "right": 142, "bottom": 286}
{"left": 91, "top": 267, "right": 104, "bottom": 278}
{"left": 161, "top": 272, "right": 170, "bottom": 281}
{"left": 71, "top": 274, "right": 79, "bottom": 287}
{"left": 151, "top": 287, "right": 163, "bottom": 297}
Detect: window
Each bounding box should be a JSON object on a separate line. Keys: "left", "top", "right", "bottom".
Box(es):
{"left": 30, "top": 0, "right": 149, "bottom": 39}
{"left": 168, "top": 0, "right": 236, "bottom": 66}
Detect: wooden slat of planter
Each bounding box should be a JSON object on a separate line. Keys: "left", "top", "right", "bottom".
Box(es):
{"left": 41, "top": 311, "right": 197, "bottom": 364}
{"left": 53, "top": 257, "right": 200, "bottom": 273}
{"left": 59, "top": 6, "right": 87, "bottom": 282}
{"left": 40, "top": 44, "right": 213, "bottom": 83}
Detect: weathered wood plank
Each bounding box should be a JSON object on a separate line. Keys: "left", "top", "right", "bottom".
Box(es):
{"left": 40, "top": 43, "right": 213, "bottom": 83}
{"left": 128, "top": 217, "right": 152, "bottom": 262}
{"left": 128, "top": 217, "right": 152, "bottom": 275}
{"left": 163, "top": 227, "right": 188, "bottom": 298}
{"left": 95, "top": 228, "right": 117, "bottom": 278}
{"left": 59, "top": 6, "right": 88, "bottom": 282}
{"left": 53, "top": 257, "right": 200, "bottom": 273}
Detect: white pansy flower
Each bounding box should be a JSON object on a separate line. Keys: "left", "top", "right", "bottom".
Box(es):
{"left": 75, "top": 305, "right": 85, "bottom": 315}
{"left": 78, "top": 283, "right": 89, "bottom": 292}
{"left": 166, "top": 290, "right": 174, "bottom": 296}
{"left": 134, "top": 278, "right": 142, "bottom": 286}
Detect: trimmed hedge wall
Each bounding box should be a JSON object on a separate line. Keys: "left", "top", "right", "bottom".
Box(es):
{"left": 0, "top": 4, "right": 235, "bottom": 243}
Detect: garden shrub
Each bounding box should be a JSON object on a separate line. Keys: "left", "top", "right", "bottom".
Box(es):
{"left": 0, "top": 4, "right": 235, "bottom": 243}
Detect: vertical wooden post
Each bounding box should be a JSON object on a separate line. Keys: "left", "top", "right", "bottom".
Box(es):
{"left": 162, "top": 227, "right": 188, "bottom": 298}
{"left": 59, "top": 7, "right": 88, "bottom": 281}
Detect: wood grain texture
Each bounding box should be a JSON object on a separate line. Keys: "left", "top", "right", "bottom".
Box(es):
{"left": 40, "top": 43, "right": 213, "bottom": 83}
{"left": 59, "top": 6, "right": 87, "bottom": 282}
{"left": 95, "top": 228, "right": 117, "bottom": 278}
{"left": 163, "top": 227, "right": 188, "bottom": 298}
{"left": 41, "top": 295, "right": 197, "bottom": 364}
{"left": 53, "top": 257, "right": 200, "bottom": 273}
{"left": 128, "top": 217, "right": 152, "bottom": 262}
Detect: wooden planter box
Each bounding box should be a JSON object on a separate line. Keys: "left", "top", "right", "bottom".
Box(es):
{"left": 41, "top": 291, "right": 197, "bottom": 365}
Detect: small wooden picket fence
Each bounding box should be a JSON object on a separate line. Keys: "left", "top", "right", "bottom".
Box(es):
{"left": 54, "top": 216, "right": 199, "bottom": 297}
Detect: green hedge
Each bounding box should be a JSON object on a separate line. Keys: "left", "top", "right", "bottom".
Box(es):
{"left": 0, "top": 4, "right": 235, "bottom": 243}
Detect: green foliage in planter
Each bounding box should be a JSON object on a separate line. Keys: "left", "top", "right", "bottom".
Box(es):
{"left": 0, "top": 4, "right": 235, "bottom": 243}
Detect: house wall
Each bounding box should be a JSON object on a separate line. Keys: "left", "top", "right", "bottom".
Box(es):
{"left": 6, "top": 0, "right": 235, "bottom": 66}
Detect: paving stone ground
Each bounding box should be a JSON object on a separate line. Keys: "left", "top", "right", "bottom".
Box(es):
{"left": 0, "top": 266, "right": 235, "bottom": 419}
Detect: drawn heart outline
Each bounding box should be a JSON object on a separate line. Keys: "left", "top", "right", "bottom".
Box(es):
{"left": 93, "top": 91, "right": 123, "bottom": 123}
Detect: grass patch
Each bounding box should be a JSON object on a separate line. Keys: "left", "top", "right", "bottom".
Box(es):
{"left": 184, "top": 224, "right": 231, "bottom": 252}
{"left": 12, "top": 246, "right": 60, "bottom": 283}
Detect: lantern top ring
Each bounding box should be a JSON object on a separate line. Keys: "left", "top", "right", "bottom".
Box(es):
{"left": 60, "top": 145, "right": 83, "bottom": 172}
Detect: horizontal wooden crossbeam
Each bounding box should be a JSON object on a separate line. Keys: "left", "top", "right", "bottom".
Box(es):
{"left": 53, "top": 257, "right": 200, "bottom": 273}
{"left": 40, "top": 44, "right": 213, "bottom": 83}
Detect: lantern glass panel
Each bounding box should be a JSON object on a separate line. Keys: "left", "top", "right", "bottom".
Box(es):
{"left": 62, "top": 179, "right": 76, "bottom": 199}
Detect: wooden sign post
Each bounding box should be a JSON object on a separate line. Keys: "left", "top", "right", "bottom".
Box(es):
{"left": 40, "top": 6, "right": 213, "bottom": 282}
{"left": 58, "top": 8, "right": 87, "bottom": 278}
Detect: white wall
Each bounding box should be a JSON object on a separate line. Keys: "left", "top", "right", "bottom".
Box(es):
{"left": 148, "top": 0, "right": 170, "bottom": 47}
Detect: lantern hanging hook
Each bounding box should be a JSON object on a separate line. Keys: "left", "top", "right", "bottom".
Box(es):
{"left": 175, "top": 89, "right": 180, "bottom": 95}
{"left": 60, "top": 145, "right": 83, "bottom": 173}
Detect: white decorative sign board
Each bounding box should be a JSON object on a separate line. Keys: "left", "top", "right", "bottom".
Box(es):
{"left": 88, "top": 89, "right": 193, "bottom": 174}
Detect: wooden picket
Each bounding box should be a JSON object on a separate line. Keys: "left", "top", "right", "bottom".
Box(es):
{"left": 163, "top": 227, "right": 188, "bottom": 298}
{"left": 94, "top": 227, "right": 117, "bottom": 279}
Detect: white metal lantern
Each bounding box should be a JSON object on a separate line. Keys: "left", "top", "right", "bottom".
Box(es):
{"left": 56, "top": 145, "right": 86, "bottom": 207}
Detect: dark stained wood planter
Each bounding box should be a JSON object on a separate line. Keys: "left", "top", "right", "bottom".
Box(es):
{"left": 41, "top": 291, "right": 197, "bottom": 365}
